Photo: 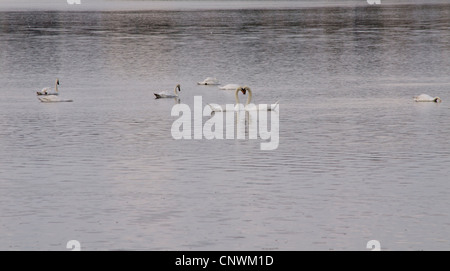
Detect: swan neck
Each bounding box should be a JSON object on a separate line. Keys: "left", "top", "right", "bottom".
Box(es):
{"left": 235, "top": 88, "right": 240, "bottom": 104}
{"left": 246, "top": 89, "right": 252, "bottom": 105}
{"left": 55, "top": 80, "right": 59, "bottom": 92}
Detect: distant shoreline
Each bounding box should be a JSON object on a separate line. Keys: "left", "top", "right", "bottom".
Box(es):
{"left": 1, "top": 0, "right": 450, "bottom": 12}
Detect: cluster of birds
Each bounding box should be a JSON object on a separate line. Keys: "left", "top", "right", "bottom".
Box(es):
{"left": 153, "top": 77, "right": 241, "bottom": 99}
{"left": 153, "top": 77, "right": 279, "bottom": 112}
{"left": 37, "top": 77, "right": 442, "bottom": 106}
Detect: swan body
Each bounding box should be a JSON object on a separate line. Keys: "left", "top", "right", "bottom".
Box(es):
{"left": 219, "top": 84, "right": 241, "bottom": 90}
{"left": 197, "top": 77, "right": 220, "bottom": 85}
{"left": 208, "top": 86, "right": 279, "bottom": 112}
{"left": 38, "top": 95, "right": 73, "bottom": 103}
{"left": 154, "top": 84, "right": 181, "bottom": 99}
{"left": 37, "top": 79, "right": 59, "bottom": 96}
{"left": 414, "top": 94, "right": 442, "bottom": 102}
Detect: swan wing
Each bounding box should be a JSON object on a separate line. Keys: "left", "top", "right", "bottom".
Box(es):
{"left": 37, "top": 87, "right": 50, "bottom": 95}
{"left": 198, "top": 77, "right": 220, "bottom": 85}
{"left": 38, "top": 95, "right": 59, "bottom": 102}
{"left": 38, "top": 95, "right": 72, "bottom": 103}
{"left": 154, "top": 90, "right": 177, "bottom": 99}
{"left": 37, "top": 87, "right": 59, "bottom": 96}
{"left": 414, "top": 94, "right": 435, "bottom": 102}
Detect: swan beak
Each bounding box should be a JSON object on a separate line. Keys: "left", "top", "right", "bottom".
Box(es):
{"left": 241, "top": 88, "right": 246, "bottom": 95}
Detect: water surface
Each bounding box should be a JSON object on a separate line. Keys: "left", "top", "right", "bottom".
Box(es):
{"left": 0, "top": 2, "right": 449, "bottom": 250}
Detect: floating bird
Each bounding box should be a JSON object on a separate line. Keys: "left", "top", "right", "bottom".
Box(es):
{"left": 414, "top": 94, "right": 442, "bottom": 103}
{"left": 197, "top": 77, "right": 220, "bottom": 85}
{"left": 154, "top": 84, "right": 181, "bottom": 99}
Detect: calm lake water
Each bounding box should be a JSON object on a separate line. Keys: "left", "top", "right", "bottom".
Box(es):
{"left": 0, "top": 1, "right": 449, "bottom": 250}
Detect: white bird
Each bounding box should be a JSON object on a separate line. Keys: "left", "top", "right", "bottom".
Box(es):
{"left": 37, "top": 79, "right": 60, "bottom": 96}
{"left": 219, "top": 84, "right": 241, "bottom": 90}
{"left": 38, "top": 95, "right": 73, "bottom": 103}
{"left": 197, "top": 77, "right": 220, "bottom": 85}
{"left": 154, "top": 84, "right": 181, "bottom": 99}
{"left": 414, "top": 94, "right": 442, "bottom": 103}
{"left": 208, "top": 86, "right": 279, "bottom": 112}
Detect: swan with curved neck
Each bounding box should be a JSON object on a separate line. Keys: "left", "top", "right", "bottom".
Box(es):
{"left": 37, "top": 79, "right": 59, "bottom": 96}
{"left": 414, "top": 94, "right": 442, "bottom": 103}
{"left": 154, "top": 84, "right": 181, "bottom": 99}
{"left": 240, "top": 86, "right": 252, "bottom": 105}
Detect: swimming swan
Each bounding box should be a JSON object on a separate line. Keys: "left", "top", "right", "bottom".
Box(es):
{"left": 197, "top": 77, "right": 220, "bottom": 85}
{"left": 219, "top": 84, "right": 241, "bottom": 90}
{"left": 37, "top": 79, "right": 59, "bottom": 96}
{"left": 208, "top": 86, "right": 279, "bottom": 112}
{"left": 154, "top": 84, "right": 181, "bottom": 99}
{"left": 414, "top": 94, "right": 442, "bottom": 103}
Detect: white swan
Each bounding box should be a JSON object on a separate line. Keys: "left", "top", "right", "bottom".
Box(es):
{"left": 154, "top": 84, "right": 181, "bottom": 99}
{"left": 414, "top": 94, "right": 442, "bottom": 102}
{"left": 208, "top": 86, "right": 279, "bottom": 112}
{"left": 197, "top": 77, "right": 220, "bottom": 85}
{"left": 219, "top": 84, "right": 241, "bottom": 90}
{"left": 38, "top": 95, "right": 73, "bottom": 103}
{"left": 37, "top": 79, "right": 59, "bottom": 96}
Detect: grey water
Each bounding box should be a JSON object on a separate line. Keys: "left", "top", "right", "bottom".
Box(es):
{"left": 1, "top": 1, "right": 450, "bottom": 250}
